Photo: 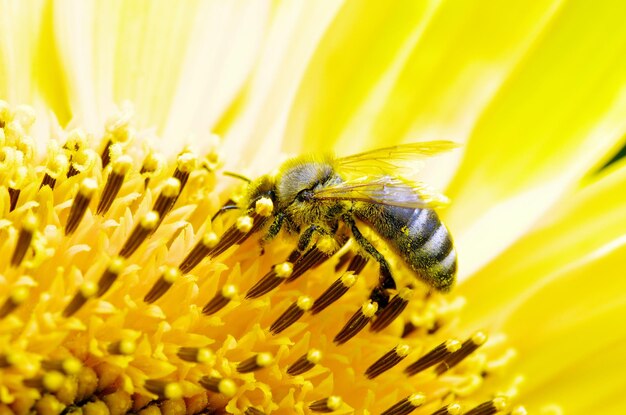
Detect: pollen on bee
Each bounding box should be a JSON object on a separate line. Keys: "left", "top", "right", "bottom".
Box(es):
{"left": 255, "top": 197, "right": 273, "bottom": 217}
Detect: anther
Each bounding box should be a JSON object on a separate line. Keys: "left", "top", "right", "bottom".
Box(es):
{"left": 11, "top": 213, "right": 38, "bottom": 266}
{"left": 96, "top": 256, "right": 125, "bottom": 297}
{"left": 63, "top": 281, "right": 97, "bottom": 317}
{"left": 177, "top": 347, "right": 215, "bottom": 364}
{"left": 381, "top": 393, "right": 426, "bottom": 415}
{"left": 246, "top": 262, "right": 293, "bottom": 299}
{"left": 435, "top": 332, "right": 487, "bottom": 375}
{"left": 464, "top": 397, "right": 508, "bottom": 415}
{"left": 118, "top": 210, "right": 159, "bottom": 257}
{"left": 151, "top": 177, "right": 181, "bottom": 222}
{"left": 270, "top": 295, "right": 312, "bottom": 334}
{"left": 144, "top": 380, "right": 183, "bottom": 400}
{"left": 40, "top": 153, "right": 69, "bottom": 190}
{"left": 311, "top": 271, "right": 358, "bottom": 315}
{"left": 41, "top": 357, "right": 82, "bottom": 376}
{"left": 334, "top": 301, "right": 378, "bottom": 345}
{"left": 430, "top": 403, "right": 462, "bottom": 415}
{"left": 24, "top": 371, "right": 66, "bottom": 393}
{"left": 199, "top": 376, "right": 237, "bottom": 397}
{"left": 140, "top": 151, "right": 164, "bottom": 187}
{"left": 0, "top": 286, "right": 30, "bottom": 318}
{"left": 144, "top": 266, "right": 181, "bottom": 303}
{"left": 255, "top": 197, "right": 273, "bottom": 217}
{"left": 371, "top": 287, "right": 412, "bottom": 332}
{"left": 178, "top": 230, "right": 219, "bottom": 274}
{"left": 309, "top": 396, "right": 343, "bottom": 413}
{"left": 236, "top": 352, "right": 273, "bottom": 373}
{"left": 365, "top": 344, "right": 410, "bottom": 379}
{"left": 286, "top": 247, "right": 331, "bottom": 283}
{"left": 172, "top": 151, "right": 197, "bottom": 191}
{"left": 287, "top": 349, "right": 322, "bottom": 376}
{"left": 65, "top": 178, "right": 98, "bottom": 235}
{"left": 8, "top": 187, "right": 20, "bottom": 211}
{"left": 96, "top": 155, "right": 132, "bottom": 215}
{"left": 405, "top": 339, "right": 461, "bottom": 376}
{"left": 68, "top": 148, "right": 97, "bottom": 177}
{"left": 108, "top": 339, "right": 137, "bottom": 355}
{"left": 203, "top": 284, "right": 237, "bottom": 315}
{"left": 245, "top": 408, "right": 266, "bottom": 415}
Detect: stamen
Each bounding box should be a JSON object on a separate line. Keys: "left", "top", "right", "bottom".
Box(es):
{"left": 430, "top": 403, "right": 462, "bottom": 415}
{"left": 96, "top": 256, "right": 126, "bottom": 297}
{"left": 40, "top": 153, "right": 69, "bottom": 190}
{"left": 245, "top": 408, "right": 266, "bottom": 415}
{"left": 199, "top": 376, "right": 237, "bottom": 397}
{"left": 65, "top": 178, "right": 98, "bottom": 235}
{"left": 404, "top": 339, "right": 461, "bottom": 376}
{"left": 245, "top": 262, "right": 292, "bottom": 299}
{"left": 96, "top": 155, "right": 132, "bottom": 215}
{"left": 63, "top": 281, "right": 97, "bottom": 317}
{"left": 365, "top": 344, "right": 410, "bottom": 379}
{"left": 371, "top": 287, "right": 413, "bottom": 332}
{"left": 118, "top": 210, "right": 160, "bottom": 258}
{"left": 202, "top": 284, "right": 237, "bottom": 315}
{"left": 236, "top": 352, "right": 273, "bottom": 373}
{"left": 177, "top": 347, "right": 215, "bottom": 364}
{"left": 0, "top": 285, "right": 30, "bottom": 318}
{"left": 172, "top": 151, "right": 198, "bottom": 191}
{"left": 287, "top": 349, "right": 322, "bottom": 376}
{"left": 286, "top": 247, "right": 330, "bottom": 283}
{"left": 334, "top": 251, "right": 354, "bottom": 272}
{"left": 380, "top": 393, "right": 425, "bottom": 415}
{"left": 140, "top": 151, "right": 164, "bottom": 188}
{"left": 144, "top": 266, "right": 181, "bottom": 303}
{"left": 144, "top": 380, "right": 183, "bottom": 400}
{"left": 67, "top": 147, "right": 97, "bottom": 178}
{"left": 270, "top": 295, "right": 312, "bottom": 334}
{"left": 108, "top": 339, "right": 137, "bottom": 355}
{"left": 41, "top": 357, "right": 82, "bottom": 376}
{"left": 24, "top": 371, "right": 66, "bottom": 393}
{"left": 11, "top": 213, "right": 38, "bottom": 266}
{"left": 334, "top": 301, "right": 378, "bottom": 345}
{"left": 309, "top": 396, "right": 343, "bottom": 413}
{"left": 464, "top": 397, "right": 508, "bottom": 415}
{"left": 178, "top": 230, "right": 219, "bottom": 274}
{"left": 436, "top": 332, "right": 487, "bottom": 375}
{"left": 311, "top": 271, "right": 358, "bottom": 315}
{"left": 151, "top": 177, "right": 181, "bottom": 221}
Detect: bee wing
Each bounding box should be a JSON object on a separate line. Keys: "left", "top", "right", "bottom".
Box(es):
{"left": 313, "top": 176, "right": 449, "bottom": 209}
{"left": 337, "top": 141, "right": 458, "bottom": 177}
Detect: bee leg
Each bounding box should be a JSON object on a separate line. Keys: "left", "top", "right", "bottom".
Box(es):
{"left": 260, "top": 211, "right": 285, "bottom": 247}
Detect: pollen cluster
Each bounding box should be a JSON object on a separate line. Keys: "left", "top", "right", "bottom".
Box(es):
{"left": 1, "top": 102, "right": 525, "bottom": 415}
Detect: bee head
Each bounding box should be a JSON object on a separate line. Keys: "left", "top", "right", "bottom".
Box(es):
{"left": 275, "top": 155, "right": 336, "bottom": 208}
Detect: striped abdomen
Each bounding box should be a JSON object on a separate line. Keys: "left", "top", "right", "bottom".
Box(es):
{"left": 354, "top": 204, "right": 456, "bottom": 292}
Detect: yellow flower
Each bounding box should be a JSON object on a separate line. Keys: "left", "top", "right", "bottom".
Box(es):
{"left": 2, "top": 1, "right": 626, "bottom": 415}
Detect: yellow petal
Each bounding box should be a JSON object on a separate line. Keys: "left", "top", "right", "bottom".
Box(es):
{"left": 499, "top": 237, "right": 626, "bottom": 414}
{"left": 445, "top": 0, "right": 626, "bottom": 277}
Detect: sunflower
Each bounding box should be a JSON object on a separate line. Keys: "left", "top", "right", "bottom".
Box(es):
{"left": 1, "top": 1, "right": 626, "bottom": 415}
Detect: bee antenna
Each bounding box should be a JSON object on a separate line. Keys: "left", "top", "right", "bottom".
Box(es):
{"left": 211, "top": 204, "right": 241, "bottom": 222}
{"left": 223, "top": 171, "right": 252, "bottom": 183}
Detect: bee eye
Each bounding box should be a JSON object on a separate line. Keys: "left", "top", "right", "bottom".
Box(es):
{"left": 296, "top": 189, "right": 314, "bottom": 202}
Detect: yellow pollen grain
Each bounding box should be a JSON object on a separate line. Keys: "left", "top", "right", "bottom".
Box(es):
{"left": 340, "top": 272, "right": 357, "bottom": 287}
{"left": 161, "top": 178, "right": 181, "bottom": 198}
{"left": 108, "top": 256, "right": 125, "bottom": 274}
{"left": 274, "top": 262, "right": 293, "bottom": 279}
{"left": 118, "top": 339, "right": 137, "bottom": 355}
{"left": 42, "top": 371, "right": 65, "bottom": 392}
{"left": 407, "top": 393, "right": 425, "bottom": 406}
{"left": 218, "top": 379, "right": 237, "bottom": 397}
{"left": 255, "top": 197, "right": 273, "bottom": 217}
{"left": 141, "top": 211, "right": 160, "bottom": 229}
{"left": 46, "top": 153, "right": 69, "bottom": 178}
{"left": 327, "top": 396, "right": 343, "bottom": 410}
{"left": 163, "top": 382, "right": 183, "bottom": 400}
{"left": 445, "top": 339, "right": 462, "bottom": 353}
{"left": 10, "top": 285, "right": 30, "bottom": 304}
{"left": 492, "top": 397, "right": 509, "bottom": 411}
{"left": 79, "top": 281, "right": 98, "bottom": 298}
{"left": 61, "top": 357, "right": 82, "bottom": 375}
{"left": 256, "top": 352, "right": 273, "bottom": 368}
{"left": 112, "top": 155, "right": 133, "bottom": 175}
{"left": 202, "top": 231, "right": 219, "bottom": 248}
{"left": 362, "top": 301, "right": 378, "bottom": 318}
{"left": 296, "top": 296, "right": 313, "bottom": 311}
{"left": 236, "top": 215, "right": 253, "bottom": 233}
{"left": 307, "top": 349, "right": 322, "bottom": 364}
{"left": 79, "top": 178, "right": 98, "bottom": 198}
{"left": 396, "top": 344, "right": 411, "bottom": 357}
{"left": 221, "top": 284, "right": 238, "bottom": 299}
{"left": 472, "top": 331, "right": 488, "bottom": 346}
{"left": 162, "top": 267, "right": 181, "bottom": 284}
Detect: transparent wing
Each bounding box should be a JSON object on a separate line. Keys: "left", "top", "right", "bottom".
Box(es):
{"left": 314, "top": 176, "right": 449, "bottom": 209}
{"left": 337, "top": 141, "right": 458, "bottom": 178}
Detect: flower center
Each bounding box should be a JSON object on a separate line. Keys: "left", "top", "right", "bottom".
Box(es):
{"left": 0, "top": 102, "right": 537, "bottom": 414}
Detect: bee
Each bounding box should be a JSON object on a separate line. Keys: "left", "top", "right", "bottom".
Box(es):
{"left": 179, "top": 141, "right": 456, "bottom": 334}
